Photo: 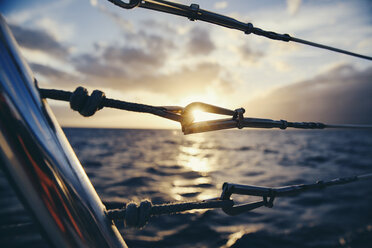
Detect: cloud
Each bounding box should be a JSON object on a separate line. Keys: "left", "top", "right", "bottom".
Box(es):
{"left": 96, "top": 4, "right": 133, "bottom": 32}
{"left": 72, "top": 30, "right": 175, "bottom": 81}
{"left": 186, "top": 27, "right": 215, "bottom": 56}
{"left": 245, "top": 64, "right": 372, "bottom": 124}
{"left": 67, "top": 24, "right": 219, "bottom": 97}
{"left": 72, "top": 54, "right": 126, "bottom": 78}
{"left": 30, "top": 62, "right": 80, "bottom": 87}
{"left": 103, "top": 46, "right": 163, "bottom": 68}
{"left": 23, "top": 22, "right": 219, "bottom": 98}
{"left": 125, "top": 30, "right": 175, "bottom": 54}
{"left": 34, "top": 17, "right": 74, "bottom": 42}
{"left": 132, "top": 62, "right": 221, "bottom": 95}
{"left": 140, "top": 19, "right": 176, "bottom": 34}
{"left": 88, "top": 0, "right": 133, "bottom": 32}
{"left": 286, "top": 0, "right": 302, "bottom": 15}
{"left": 238, "top": 43, "right": 264, "bottom": 63}
{"left": 214, "top": 2, "right": 228, "bottom": 10}
{"left": 89, "top": 0, "right": 97, "bottom": 7}
{"left": 9, "top": 23, "right": 69, "bottom": 59}
{"left": 76, "top": 61, "right": 220, "bottom": 97}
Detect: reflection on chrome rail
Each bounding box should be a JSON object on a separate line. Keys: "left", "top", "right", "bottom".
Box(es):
{"left": 0, "top": 14, "right": 127, "bottom": 248}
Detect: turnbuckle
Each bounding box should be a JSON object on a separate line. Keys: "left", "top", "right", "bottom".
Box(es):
{"left": 220, "top": 183, "right": 276, "bottom": 216}
{"left": 107, "top": 0, "right": 141, "bottom": 9}
{"left": 180, "top": 102, "right": 245, "bottom": 134}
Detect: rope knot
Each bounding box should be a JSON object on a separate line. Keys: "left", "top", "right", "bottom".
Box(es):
{"left": 124, "top": 200, "right": 152, "bottom": 228}
{"left": 69, "top": 86, "right": 105, "bottom": 117}
{"left": 233, "top": 108, "right": 245, "bottom": 129}
{"left": 245, "top": 23, "right": 254, "bottom": 34}
{"left": 263, "top": 195, "right": 275, "bottom": 208}
{"left": 280, "top": 119, "right": 288, "bottom": 130}
{"left": 188, "top": 3, "right": 200, "bottom": 21}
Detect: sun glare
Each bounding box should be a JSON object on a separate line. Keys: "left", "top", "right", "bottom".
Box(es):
{"left": 192, "top": 109, "right": 222, "bottom": 123}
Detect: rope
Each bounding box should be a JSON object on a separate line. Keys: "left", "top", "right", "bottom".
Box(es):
{"left": 39, "top": 87, "right": 181, "bottom": 122}
{"left": 220, "top": 173, "right": 372, "bottom": 215}
{"left": 106, "top": 173, "right": 372, "bottom": 228}
{"left": 39, "top": 87, "right": 372, "bottom": 134}
{"left": 108, "top": 0, "right": 372, "bottom": 61}
{"left": 107, "top": 199, "right": 233, "bottom": 228}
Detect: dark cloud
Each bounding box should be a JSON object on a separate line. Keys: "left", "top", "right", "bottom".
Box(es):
{"left": 186, "top": 27, "right": 215, "bottom": 55}
{"left": 125, "top": 30, "right": 175, "bottom": 56}
{"left": 238, "top": 43, "right": 264, "bottom": 62}
{"left": 30, "top": 63, "right": 79, "bottom": 87}
{"left": 246, "top": 64, "right": 372, "bottom": 124}
{"left": 77, "top": 61, "right": 220, "bottom": 97}
{"left": 9, "top": 23, "right": 69, "bottom": 58}
{"left": 72, "top": 54, "right": 126, "bottom": 78}
{"left": 71, "top": 30, "right": 177, "bottom": 88}
{"left": 103, "top": 46, "right": 163, "bottom": 69}
{"left": 72, "top": 31, "right": 174, "bottom": 79}
{"left": 68, "top": 25, "right": 219, "bottom": 96}
{"left": 140, "top": 19, "right": 176, "bottom": 34}
{"left": 132, "top": 62, "right": 220, "bottom": 95}
{"left": 21, "top": 22, "right": 216, "bottom": 97}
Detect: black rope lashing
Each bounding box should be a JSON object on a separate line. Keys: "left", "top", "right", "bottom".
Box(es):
{"left": 39, "top": 87, "right": 372, "bottom": 134}
{"left": 233, "top": 108, "right": 245, "bottom": 129}
{"left": 107, "top": 199, "right": 234, "bottom": 228}
{"left": 39, "top": 87, "right": 182, "bottom": 121}
{"left": 108, "top": 0, "right": 372, "bottom": 61}
{"left": 106, "top": 173, "right": 372, "bottom": 228}
{"left": 69, "top": 87, "right": 105, "bottom": 117}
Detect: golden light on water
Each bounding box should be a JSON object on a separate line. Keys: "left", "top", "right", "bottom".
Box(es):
{"left": 171, "top": 177, "right": 218, "bottom": 202}
{"left": 172, "top": 177, "right": 211, "bottom": 187}
{"left": 173, "top": 133, "right": 222, "bottom": 201}
{"left": 177, "top": 133, "right": 212, "bottom": 173}
{"left": 178, "top": 146, "right": 210, "bottom": 173}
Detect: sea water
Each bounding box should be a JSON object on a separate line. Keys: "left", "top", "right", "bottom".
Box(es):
{"left": 1, "top": 128, "right": 372, "bottom": 247}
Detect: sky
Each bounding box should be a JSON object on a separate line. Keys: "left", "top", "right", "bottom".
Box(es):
{"left": 1, "top": 0, "right": 371, "bottom": 129}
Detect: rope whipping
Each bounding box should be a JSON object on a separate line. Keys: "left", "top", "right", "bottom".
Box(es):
{"left": 107, "top": 173, "right": 372, "bottom": 228}
{"left": 39, "top": 87, "right": 372, "bottom": 134}
{"left": 107, "top": 0, "right": 372, "bottom": 61}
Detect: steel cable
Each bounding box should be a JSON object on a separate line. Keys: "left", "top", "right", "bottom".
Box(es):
{"left": 108, "top": 0, "right": 372, "bottom": 60}
{"left": 39, "top": 87, "right": 372, "bottom": 134}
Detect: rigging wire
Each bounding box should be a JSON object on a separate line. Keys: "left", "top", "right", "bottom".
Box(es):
{"left": 39, "top": 87, "right": 372, "bottom": 134}
{"left": 39, "top": 87, "right": 372, "bottom": 227}
{"left": 107, "top": 173, "right": 372, "bottom": 228}
{"left": 35, "top": 1, "right": 372, "bottom": 233}
{"left": 107, "top": 0, "right": 372, "bottom": 61}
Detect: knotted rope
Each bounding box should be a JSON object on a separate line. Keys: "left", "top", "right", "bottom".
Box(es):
{"left": 39, "top": 86, "right": 372, "bottom": 134}
{"left": 107, "top": 199, "right": 233, "bottom": 228}
{"left": 40, "top": 87, "right": 181, "bottom": 121}
{"left": 69, "top": 87, "right": 105, "bottom": 117}
{"left": 107, "top": 173, "right": 372, "bottom": 228}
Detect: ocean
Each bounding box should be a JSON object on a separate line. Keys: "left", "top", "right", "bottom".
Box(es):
{"left": 1, "top": 128, "right": 372, "bottom": 247}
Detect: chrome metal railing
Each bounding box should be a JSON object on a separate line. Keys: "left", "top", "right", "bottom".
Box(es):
{"left": 0, "top": 14, "right": 127, "bottom": 248}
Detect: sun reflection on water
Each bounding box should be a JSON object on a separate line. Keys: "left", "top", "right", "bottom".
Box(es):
{"left": 171, "top": 134, "right": 222, "bottom": 201}
{"left": 177, "top": 134, "right": 212, "bottom": 173}
{"left": 171, "top": 177, "right": 219, "bottom": 202}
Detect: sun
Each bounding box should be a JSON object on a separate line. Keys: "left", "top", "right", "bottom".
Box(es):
{"left": 192, "top": 109, "right": 223, "bottom": 123}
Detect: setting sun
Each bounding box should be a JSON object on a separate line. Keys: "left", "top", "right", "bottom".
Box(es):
{"left": 192, "top": 109, "right": 225, "bottom": 123}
